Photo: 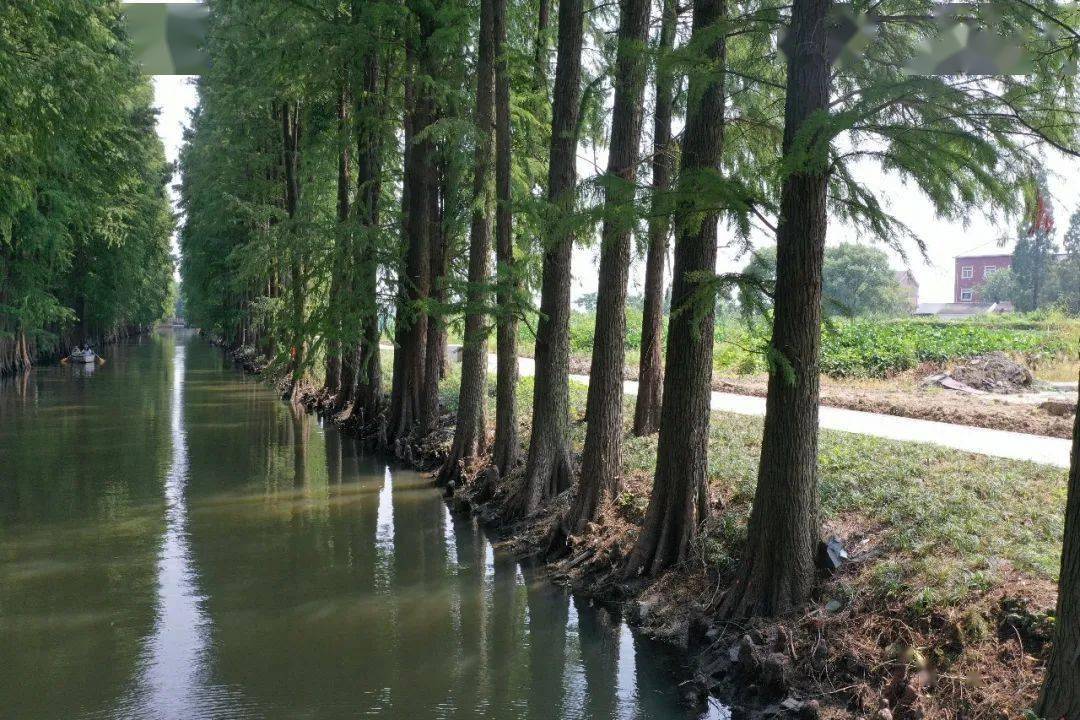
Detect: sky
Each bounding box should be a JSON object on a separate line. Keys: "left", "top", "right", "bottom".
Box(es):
{"left": 148, "top": 19, "right": 1080, "bottom": 305}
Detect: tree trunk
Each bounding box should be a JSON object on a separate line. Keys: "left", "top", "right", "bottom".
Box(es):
{"left": 420, "top": 160, "right": 448, "bottom": 436}
{"left": 281, "top": 101, "right": 306, "bottom": 399}
{"left": 632, "top": 0, "right": 676, "bottom": 437}
{"left": 325, "top": 82, "right": 352, "bottom": 400}
{"left": 534, "top": 0, "right": 550, "bottom": 90}
{"left": 439, "top": 0, "right": 496, "bottom": 487}
{"left": 1037, "top": 380, "right": 1080, "bottom": 719}
{"left": 513, "top": 0, "right": 586, "bottom": 516}
{"left": 18, "top": 329, "right": 31, "bottom": 371}
{"left": 623, "top": 0, "right": 726, "bottom": 578}
{"left": 388, "top": 20, "right": 434, "bottom": 447}
{"left": 491, "top": 0, "right": 519, "bottom": 477}
{"left": 719, "top": 0, "right": 832, "bottom": 619}
{"left": 341, "top": 45, "right": 385, "bottom": 434}
{"left": 562, "top": 0, "right": 650, "bottom": 538}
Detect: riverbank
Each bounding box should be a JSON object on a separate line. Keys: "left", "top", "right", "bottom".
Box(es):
{"left": 0, "top": 324, "right": 154, "bottom": 378}
{"left": 220, "top": 337, "right": 1068, "bottom": 720}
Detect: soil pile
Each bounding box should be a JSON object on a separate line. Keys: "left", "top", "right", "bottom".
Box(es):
{"left": 949, "top": 352, "right": 1033, "bottom": 393}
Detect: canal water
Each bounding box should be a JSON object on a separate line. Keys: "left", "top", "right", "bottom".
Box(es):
{"left": 0, "top": 330, "right": 719, "bottom": 720}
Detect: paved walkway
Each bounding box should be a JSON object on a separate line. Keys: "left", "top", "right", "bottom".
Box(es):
{"left": 437, "top": 346, "right": 1071, "bottom": 468}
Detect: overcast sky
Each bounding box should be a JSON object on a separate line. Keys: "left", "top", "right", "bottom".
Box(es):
{"left": 151, "top": 57, "right": 1080, "bottom": 306}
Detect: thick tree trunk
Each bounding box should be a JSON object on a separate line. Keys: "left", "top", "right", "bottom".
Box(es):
{"left": 491, "top": 0, "right": 519, "bottom": 477}
{"left": 325, "top": 83, "right": 352, "bottom": 400}
{"left": 719, "top": 0, "right": 832, "bottom": 619}
{"left": 1038, "top": 381, "right": 1080, "bottom": 719}
{"left": 562, "top": 0, "right": 650, "bottom": 538}
{"left": 632, "top": 0, "right": 677, "bottom": 437}
{"left": 420, "top": 162, "right": 448, "bottom": 435}
{"left": 388, "top": 22, "right": 434, "bottom": 447}
{"left": 341, "top": 47, "right": 385, "bottom": 433}
{"left": 439, "top": 0, "right": 496, "bottom": 487}
{"left": 281, "top": 101, "right": 306, "bottom": 399}
{"left": 623, "top": 0, "right": 726, "bottom": 578}
{"left": 513, "top": 0, "right": 586, "bottom": 516}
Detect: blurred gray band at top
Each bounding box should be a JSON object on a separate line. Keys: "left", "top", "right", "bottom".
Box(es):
{"left": 788, "top": 2, "right": 1078, "bottom": 76}
{"left": 123, "top": 2, "right": 209, "bottom": 75}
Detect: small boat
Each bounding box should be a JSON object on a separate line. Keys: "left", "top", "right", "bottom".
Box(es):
{"left": 69, "top": 350, "right": 97, "bottom": 364}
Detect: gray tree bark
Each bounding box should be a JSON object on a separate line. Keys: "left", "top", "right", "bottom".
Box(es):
{"left": 491, "top": 0, "right": 519, "bottom": 477}
{"left": 1037, "top": 380, "right": 1080, "bottom": 719}
{"left": 563, "top": 0, "right": 651, "bottom": 538}
{"left": 623, "top": 0, "right": 726, "bottom": 577}
{"left": 388, "top": 17, "right": 434, "bottom": 446}
{"left": 632, "top": 0, "right": 677, "bottom": 437}
{"left": 513, "top": 0, "right": 586, "bottom": 515}
{"left": 341, "top": 44, "right": 385, "bottom": 434}
{"left": 439, "top": 0, "right": 496, "bottom": 486}
{"left": 720, "top": 0, "right": 832, "bottom": 619}
{"left": 324, "top": 81, "right": 351, "bottom": 400}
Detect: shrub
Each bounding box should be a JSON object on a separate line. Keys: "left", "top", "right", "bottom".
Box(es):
{"left": 708, "top": 315, "right": 1074, "bottom": 378}
{"left": 817, "top": 318, "right": 1072, "bottom": 377}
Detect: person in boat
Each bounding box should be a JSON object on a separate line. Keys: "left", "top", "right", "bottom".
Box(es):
{"left": 72, "top": 344, "right": 82, "bottom": 356}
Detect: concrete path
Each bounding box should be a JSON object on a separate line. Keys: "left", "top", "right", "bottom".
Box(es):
{"left": 439, "top": 346, "right": 1072, "bottom": 468}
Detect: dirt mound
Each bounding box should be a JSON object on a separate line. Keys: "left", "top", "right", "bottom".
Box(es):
{"left": 949, "top": 352, "right": 1033, "bottom": 393}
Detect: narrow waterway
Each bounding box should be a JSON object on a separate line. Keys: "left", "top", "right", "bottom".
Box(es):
{"left": 0, "top": 330, "right": 721, "bottom": 720}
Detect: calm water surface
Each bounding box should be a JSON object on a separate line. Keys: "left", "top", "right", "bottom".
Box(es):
{"left": 0, "top": 331, "right": 722, "bottom": 720}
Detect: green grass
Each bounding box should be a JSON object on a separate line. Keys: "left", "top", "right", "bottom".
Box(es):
{"left": 620, "top": 402, "right": 1067, "bottom": 610}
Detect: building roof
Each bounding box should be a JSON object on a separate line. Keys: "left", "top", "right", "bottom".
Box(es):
{"left": 954, "top": 241, "right": 1013, "bottom": 260}
{"left": 893, "top": 269, "right": 918, "bottom": 286}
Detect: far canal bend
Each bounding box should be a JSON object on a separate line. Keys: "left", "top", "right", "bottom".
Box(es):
{"left": 0, "top": 329, "right": 726, "bottom": 720}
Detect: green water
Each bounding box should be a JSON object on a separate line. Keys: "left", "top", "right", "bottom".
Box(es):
{"left": 0, "top": 330, "right": 720, "bottom": 720}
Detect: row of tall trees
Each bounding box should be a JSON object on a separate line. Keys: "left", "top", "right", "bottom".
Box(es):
{"left": 178, "top": 0, "right": 1080, "bottom": 713}
{"left": 1, "top": 1, "right": 176, "bottom": 375}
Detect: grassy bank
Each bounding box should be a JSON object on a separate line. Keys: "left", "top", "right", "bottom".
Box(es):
{"left": 377, "top": 345, "right": 1066, "bottom": 613}
{"left": 507, "top": 377, "right": 1066, "bottom": 610}
{"left": 464, "top": 376, "right": 1068, "bottom": 718}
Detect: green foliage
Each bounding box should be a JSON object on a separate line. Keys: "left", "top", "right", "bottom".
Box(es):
{"left": 824, "top": 244, "right": 910, "bottom": 316}
{"left": 817, "top": 318, "right": 1071, "bottom": 377}
{"left": 975, "top": 199, "right": 1080, "bottom": 314}
{"left": 554, "top": 306, "right": 1075, "bottom": 379}
{"left": 708, "top": 314, "right": 1075, "bottom": 378}
{"left": 739, "top": 243, "right": 909, "bottom": 317}
{"left": 978, "top": 267, "right": 1019, "bottom": 304}
{"left": 1012, "top": 207, "right": 1058, "bottom": 312}
{"left": 0, "top": 1, "right": 175, "bottom": 354}
{"left": 1042, "top": 209, "right": 1080, "bottom": 314}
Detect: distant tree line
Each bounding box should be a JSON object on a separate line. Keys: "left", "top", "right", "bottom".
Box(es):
{"left": 740, "top": 242, "right": 912, "bottom": 318}
{"left": 981, "top": 205, "right": 1080, "bottom": 314}
{"left": 1, "top": 1, "right": 175, "bottom": 374}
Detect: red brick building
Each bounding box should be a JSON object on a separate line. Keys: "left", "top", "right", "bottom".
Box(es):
{"left": 954, "top": 253, "right": 1012, "bottom": 302}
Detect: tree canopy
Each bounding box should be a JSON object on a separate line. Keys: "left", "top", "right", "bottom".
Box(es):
{"left": 1, "top": 0, "right": 175, "bottom": 372}
{"left": 742, "top": 242, "right": 909, "bottom": 317}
